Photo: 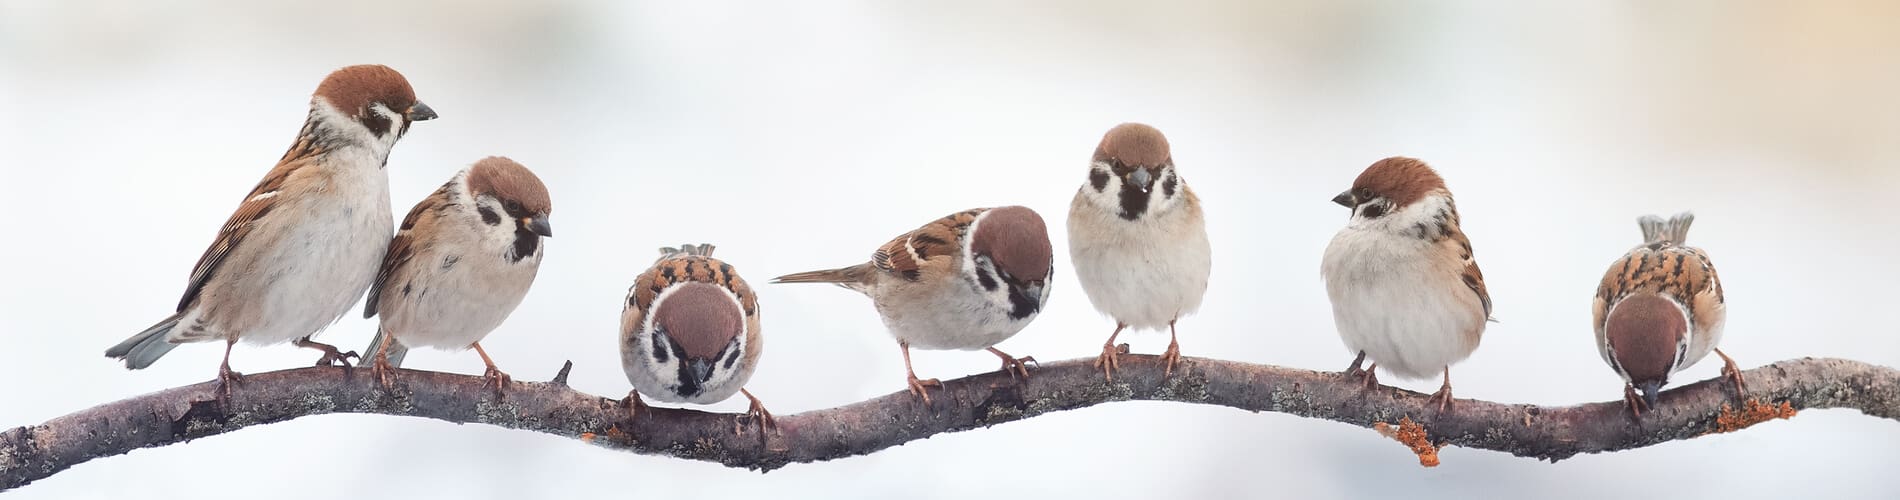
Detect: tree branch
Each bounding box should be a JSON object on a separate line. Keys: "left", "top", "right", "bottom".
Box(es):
{"left": 4, "top": 355, "right": 1896, "bottom": 490}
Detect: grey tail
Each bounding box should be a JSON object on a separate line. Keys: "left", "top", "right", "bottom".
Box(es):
{"left": 105, "top": 314, "right": 184, "bottom": 370}
{"left": 1637, "top": 211, "right": 1695, "bottom": 247}
{"left": 362, "top": 325, "right": 410, "bottom": 368}
{"left": 658, "top": 243, "right": 715, "bottom": 261}
{"left": 772, "top": 264, "right": 874, "bottom": 288}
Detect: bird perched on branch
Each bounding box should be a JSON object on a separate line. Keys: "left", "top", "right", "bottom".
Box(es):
{"left": 361, "top": 156, "right": 553, "bottom": 395}
{"left": 774, "top": 206, "right": 1052, "bottom": 405}
{"left": 106, "top": 64, "right": 437, "bottom": 396}
{"left": 1067, "top": 123, "right": 1212, "bottom": 381}
{"left": 622, "top": 244, "right": 773, "bottom": 431}
{"left": 1322, "top": 157, "right": 1492, "bottom": 412}
{"left": 1593, "top": 212, "right": 1738, "bottom": 416}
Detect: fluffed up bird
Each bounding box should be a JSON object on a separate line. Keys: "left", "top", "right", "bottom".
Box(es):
{"left": 105, "top": 64, "right": 437, "bottom": 396}
{"left": 621, "top": 244, "right": 773, "bottom": 432}
{"left": 1067, "top": 123, "right": 1211, "bottom": 381}
{"left": 1593, "top": 212, "right": 1738, "bottom": 416}
{"left": 361, "top": 156, "right": 553, "bottom": 395}
{"left": 1321, "top": 157, "right": 1492, "bottom": 412}
{"left": 774, "top": 206, "right": 1053, "bottom": 405}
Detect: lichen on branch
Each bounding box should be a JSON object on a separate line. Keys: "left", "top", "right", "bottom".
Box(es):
{"left": 2, "top": 356, "right": 1896, "bottom": 491}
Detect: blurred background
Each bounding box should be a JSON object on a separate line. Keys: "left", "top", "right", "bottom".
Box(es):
{"left": 3, "top": 0, "right": 1898, "bottom": 498}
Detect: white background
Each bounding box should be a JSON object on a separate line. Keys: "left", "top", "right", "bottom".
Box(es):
{"left": 3, "top": 1, "right": 1898, "bottom": 498}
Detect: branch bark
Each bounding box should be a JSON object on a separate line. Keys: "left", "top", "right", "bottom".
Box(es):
{"left": 4, "top": 355, "right": 1896, "bottom": 490}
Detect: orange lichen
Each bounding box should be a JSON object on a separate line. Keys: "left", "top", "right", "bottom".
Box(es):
{"left": 587, "top": 424, "right": 632, "bottom": 444}
{"left": 1712, "top": 399, "right": 1797, "bottom": 433}
{"left": 1374, "top": 417, "right": 1441, "bottom": 467}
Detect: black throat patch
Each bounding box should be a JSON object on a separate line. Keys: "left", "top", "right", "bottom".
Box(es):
{"left": 1005, "top": 281, "right": 1039, "bottom": 319}
{"left": 1117, "top": 181, "right": 1153, "bottom": 220}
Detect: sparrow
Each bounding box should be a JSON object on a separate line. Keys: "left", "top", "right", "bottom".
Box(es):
{"left": 361, "top": 156, "right": 553, "bottom": 394}
{"left": 105, "top": 64, "right": 437, "bottom": 393}
{"left": 1321, "top": 157, "right": 1492, "bottom": 412}
{"left": 1593, "top": 212, "right": 1738, "bottom": 416}
{"left": 1067, "top": 123, "right": 1211, "bottom": 381}
{"left": 773, "top": 206, "right": 1053, "bottom": 404}
{"left": 620, "top": 244, "right": 773, "bottom": 431}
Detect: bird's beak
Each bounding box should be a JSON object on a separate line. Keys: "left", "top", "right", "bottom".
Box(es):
{"left": 523, "top": 216, "right": 553, "bottom": 237}
{"left": 406, "top": 101, "right": 438, "bottom": 122}
{"left": 1128, "top": 169, "right": 1153, "bottom": 194}
{"left": 1637, "top": 380, "right": 1663, "bottom": 410}
{"left": 688, "top": 359, "right": 713, "bottom": 384}
{"left": 1023, "top": 283, "right": 1046, "bottom": 311}
{"left": 1331, "top": 190, "right": 1355, "bottom": 208}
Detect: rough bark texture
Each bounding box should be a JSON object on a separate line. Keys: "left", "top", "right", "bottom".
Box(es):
{"left": 3, "top": 356, "right": 1895, "bottom": 490}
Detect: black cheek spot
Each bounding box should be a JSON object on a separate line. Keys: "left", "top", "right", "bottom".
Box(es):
{"left": 1161, "top": 171, "right": 1177, "bottom": 197}
{"left": 975, "top": 265, "right": 998, "bottom": 291}
{"left": 478, "top": 206, "right": 501, "bottom": 226}
{"left": 1413, "top": 223, "right": 1429, "bottom": 240}
{"left": 723, "top": 346, "right": 741, "bottom": 370}
{"left": 1360, "top": 203, "right": 1386, "bottom": 219}
{"left": 363, "top": 113, "right": 392, "bottom": 138}
{"left": 650, "top": 330, "right": 668, "bottom": 363}
{"left": 1088, "top": 169, "right": 1110, "bottom": 191}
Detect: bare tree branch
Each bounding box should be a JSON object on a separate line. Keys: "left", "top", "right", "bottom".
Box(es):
{"left": 4, "top": 356, "right": 1895, "bottom": 490}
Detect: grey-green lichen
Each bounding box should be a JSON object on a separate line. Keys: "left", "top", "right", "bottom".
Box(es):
{"left": 1151, "top": 374, "right": 1211, "bottom": 403}
{"left": 473, "top": 399, "right": 524, "bottom": 426}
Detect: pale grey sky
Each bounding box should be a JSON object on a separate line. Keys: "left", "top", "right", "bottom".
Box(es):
{"left": 3, "top": 1, "right": 1898, "bottom": 498}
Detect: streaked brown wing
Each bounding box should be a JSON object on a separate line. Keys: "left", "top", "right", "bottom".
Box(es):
{"left": 870, "top": 208, "right": 983, "bottom": 282}
{"left": 175, "top": 161, "right": 302, "bottom": 312}
{"left": 365, "top": 183, "right": 452, "bottom": 318}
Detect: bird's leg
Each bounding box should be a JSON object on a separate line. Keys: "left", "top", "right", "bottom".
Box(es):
{"left": 293, "top": 336, "right": 358, "bottom": 367}
{"left": 216, "top": 338, "right": 243, "bottom": 406}
{"left": 472, "top": 342, "right": 512, "bottom": 398}
{"left": 1426, "top": 367, "right": 1455, "bottom": 412}
{"left": 1714, "top": 348, "right": 1748, "bottom": 399}
{"left": 1160, "top": 320, "right": 1183, "bottom": 377}
{"left": 987, "top": 347, "right": 1036, "bottom": 380}
{"left": 1623, "top": 383, "right": 1648, "bottom": 418}
{"left": 621, "top": 390, "right": 648, "bottom": 422}
{"left": 1345, "top": 351, "right": 1381, "bottom": 388}
{"left": 738, "top": 388, "right": 776, "bottom": 434}
{"left": 1093, "top": 323, "right": 1126, "bottom": 381}
{"left": 369, "top": 336, "right": 397, "bottom": 391}
{"left": 900, "top": 341, "right": 941, "bottom": 405}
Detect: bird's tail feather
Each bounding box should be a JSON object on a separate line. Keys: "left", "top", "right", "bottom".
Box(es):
{"left": 772, "top": 264, "right": 875, "bottom": 289}
{"left": 658, "top": 243, "right": 715, "bottom": 261}
{"left": 362, "top": 325, "right": 410, "bottom": 368}
{"left": 105, "top": 314, "right": 184, "bottom": 370}
{"left": 1638, "top": 211, "right": 1695, "bottom": 246}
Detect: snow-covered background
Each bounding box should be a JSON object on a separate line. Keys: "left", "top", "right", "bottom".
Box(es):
{"left": 3, "top": 1, "right": 1897, "bottom": 498}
